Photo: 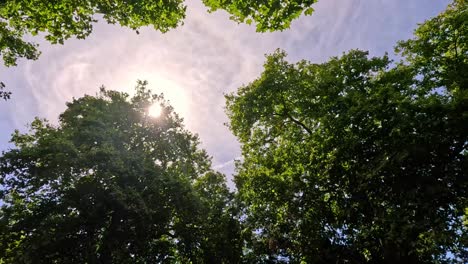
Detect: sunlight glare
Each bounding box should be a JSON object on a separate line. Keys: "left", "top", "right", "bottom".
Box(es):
{"left": 121, "top": 72, "right": 190, "bottom": 122}
{"left": 148, "top": 103, "right": 162, "bottom": 118}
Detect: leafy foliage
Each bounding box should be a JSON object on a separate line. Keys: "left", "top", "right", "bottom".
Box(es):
{"left": 203, "top": 0, "right": 317, "bottom": 32}
{"left": 0, "top": 81, "right": 240, "bottom": 263}
{"left": 0, "top": 0, "right": 186, "bottom": 99}
{"left": 0, "top": 0, "right": 321, "bottom": 99}
{"left": 0, "top": 0, "right": 186, "bottom": 67}
{"left": 0, "top": 81, "right": 11, "bottom": 100}
{"left": 194, "top": 171, "right": 243, "bottom": 263}
{"left": 226, "top": 1, "right": 468, "bottom": 263}
{"left": 0, "top": 0, "right": 321, "bottom": 68}
{"left": 396, "top": 0, "right": 468, "bottom": 101}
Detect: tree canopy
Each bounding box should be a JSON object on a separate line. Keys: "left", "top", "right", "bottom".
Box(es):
{"left": 0, "top": 0, "right": 319, "bottom": 98}
{"left": 202, "top": 0, "right": 317, "bottom": 32}
{"left": 226, "top": 0, "right": 467, "bottom": 263}
{"left": 0, "top": 0, "right": 186, "bottom": 67}
{"left": 0, "top": 0, "right": 318, "bottom": 68}
{"left": 0, "top": 81, "right": 241, "bottom": 263}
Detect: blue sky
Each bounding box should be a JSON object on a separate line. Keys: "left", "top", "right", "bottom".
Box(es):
{"left": 0, "top": 0, "right": 450, "bottom": 186}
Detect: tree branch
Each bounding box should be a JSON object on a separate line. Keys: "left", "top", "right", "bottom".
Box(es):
{"left": 279, "top": 95, "right": 313, "bottom": 135}
{"left": 283, "top": 111, "right": 313, "bottom": 135}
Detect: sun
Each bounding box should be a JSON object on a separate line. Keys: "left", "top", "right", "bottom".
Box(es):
{"left": 148, "top": 103, "right": 162, "bottom": 118}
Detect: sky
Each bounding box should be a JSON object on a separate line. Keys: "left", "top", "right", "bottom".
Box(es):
{"left": 0, "top": 0, "right": 450, "bottom": 186}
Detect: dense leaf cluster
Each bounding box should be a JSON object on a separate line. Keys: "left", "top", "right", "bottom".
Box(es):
{"left": 0, "top": 82, "right": 241, "bottom": 263}
{"left": 202, "top": 0, "right": 317, "bottom": 32}
{"left": 0, "top": 0, "right": 319, "bottom": 98}
{"left": 0, "top": 0, "right": 316, "bottom": 69}
{"left": 226, "top": 0, "right": 467, "bottom": 263}
{"left": 0, "top": 0, "right": 186, "bottom": 67}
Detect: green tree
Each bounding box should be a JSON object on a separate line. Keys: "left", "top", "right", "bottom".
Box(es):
{"left": 202, "top": 0, "right": 317, "bottom": 32}
{"left": 0, "top": 0, "right": 186, "bottom": 99}
{"left": 396, "top": 0, "right": 467, "bottom": 104}
{"left": 0, "top": 0, "right": 319, "bottom": 70}
{"left": 0, "top": 0, "right": 319, "bottom": 99}
{"left": 0, "top": 81, "right": 240, "bottom": 263}
{"left": 0, "top": 0, "right": 186, "bottom": 67}
{"left": 226, "top": 1, "right": 467, "bottom": 263}
{"left": 194, "top": 171, "right": 243, "bottom": 263}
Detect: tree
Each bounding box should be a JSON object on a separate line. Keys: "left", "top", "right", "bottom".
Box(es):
{"left": 0, "top": 0, "right": 320, "bottom": 99}
{"left": 0, "top": 81, "right": 240, "bottom": 263}
{"left": 0, "top": 0, "right": 186, "bottom": 99}
{"left": 194, "top": 171, "right": 243, "bottom": 263}
{"left": 0, "top": 0, "right": 319, "bottom": 72}
{"left": 0, "top": 0, "right": 186, "bottom": 66}
{"left": 226, "top": 1, "right": 467, "bottom": 263}
{"left": 202, "top": 0, "right": 317, "bottom": 32}
{"left": 396, "top": 0, "right": 467, "bottom": 104}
